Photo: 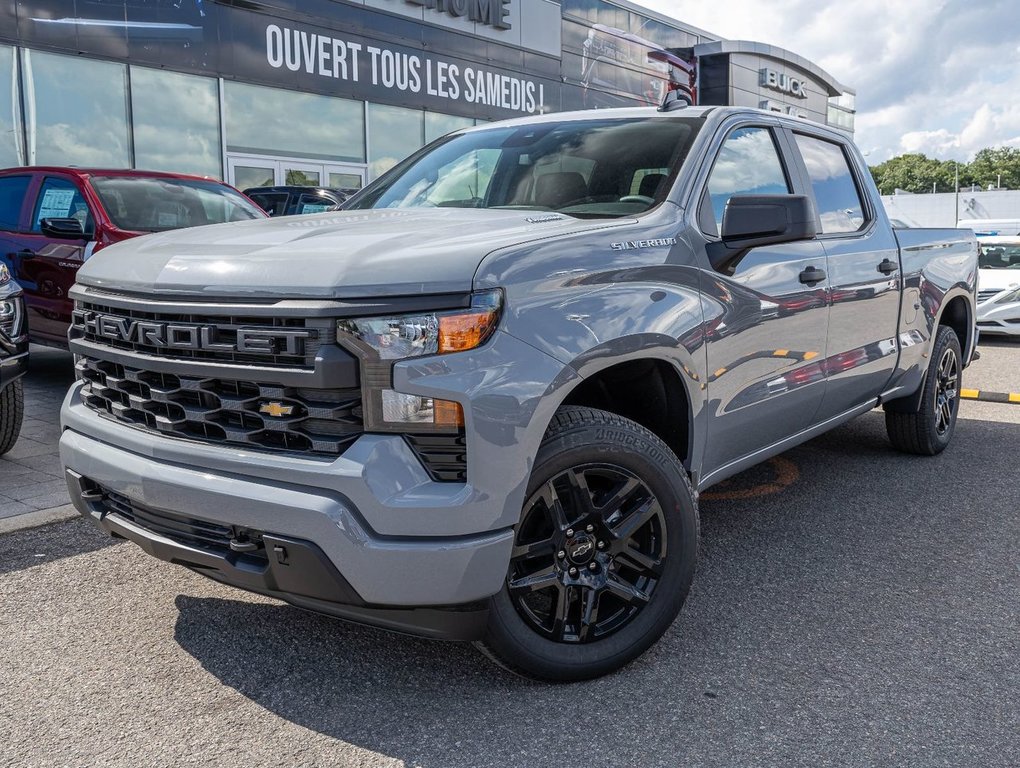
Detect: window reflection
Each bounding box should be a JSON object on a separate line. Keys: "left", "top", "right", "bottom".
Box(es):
{"left": 131, "top": 67, "right": 221, "bottom": 178}
{"left": 368, "top": 103, "right": 424, "bottom": 180}
{"left": 425, "top": 112, "right": 474, "bottom": 144}
{"left": 224, "top": 82, "right": 364, "bottom": 163}
{"left": 0, "top": 46, "right": 24, "bottom": 167}
{"left": 23, "top": 49, "right": 130, "bottom": 167}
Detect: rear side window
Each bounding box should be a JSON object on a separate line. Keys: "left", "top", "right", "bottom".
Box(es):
{"left": 247, "top": 192, "right": 288, "bottom": 216}
{"left": 32, "top": 177, "right": 93, "bottom": 234}
{"left": 702, "top": 127, "right": 790, "bottom": 236}
{"left": 794, "top": 134, "right": 867, "bottom": 234}
{"left": 0, "top": 175, "right": 30, "bottom": 230}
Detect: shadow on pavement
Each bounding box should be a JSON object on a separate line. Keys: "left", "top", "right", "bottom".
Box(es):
{"left": 0, "top": 516, "right": 123, "bottom": 576}
{"left": 170, "top": 412, "right": 1020, "bottom": 767}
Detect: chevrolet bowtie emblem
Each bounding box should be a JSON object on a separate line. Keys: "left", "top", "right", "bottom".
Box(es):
{"left": 259, "top": 402, "right": 294, "bottom": 418}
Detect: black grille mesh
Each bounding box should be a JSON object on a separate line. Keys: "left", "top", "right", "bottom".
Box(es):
{"left": 78, "top": 356, "right": 363, "bottom": 456}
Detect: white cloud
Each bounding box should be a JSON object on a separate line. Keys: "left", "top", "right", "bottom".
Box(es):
{"left": 633, "top": 0, "right": 1020, "bottom": 163}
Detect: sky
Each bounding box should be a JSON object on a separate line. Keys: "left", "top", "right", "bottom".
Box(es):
{"left": 635, "top": 0, "right": 1020, "bottom": 163}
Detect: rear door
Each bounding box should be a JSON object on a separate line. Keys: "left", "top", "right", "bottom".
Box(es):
{"left": 694, "top": 123, "right": 831, "bottom": 475}
{"left": 17, "top": 175, "right": 96, "bottom": 346}
{"left": 786, "top": 130, "right": 901, "bottom": 421}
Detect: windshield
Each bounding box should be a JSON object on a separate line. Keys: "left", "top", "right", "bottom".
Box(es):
{"left": 348, "top": 117, "right": 701, "bottom": 219}
{"left": 91, "top": 176, "right": 265, "bottom": 232}
{"left": 978, "top": 241, "right": 1020, "bottom": 269}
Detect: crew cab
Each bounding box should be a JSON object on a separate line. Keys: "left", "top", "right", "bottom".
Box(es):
{"left": 59, "top": 106, "right": 978, "bottom": 681}
{"left": 0, "top": 168, "right": 265, "bottom": 349}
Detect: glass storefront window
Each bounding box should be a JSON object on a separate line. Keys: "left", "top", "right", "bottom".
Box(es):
{"left": 368, "top": 104, "right": 424, "bottom": 180}
{"left": 224, "top": 82, "right": 364, "bottom": 163}
{"left": 425, "top": 112, "right": 475, "bottom": 144}
{"left": 131, "top": 67, "right": 222, "bottom": 178}
{"left": 22, "top": 50, "right": 130, "bottom": 167}
{"left": 0, "top": 46, "right": 24, "bottom": 167}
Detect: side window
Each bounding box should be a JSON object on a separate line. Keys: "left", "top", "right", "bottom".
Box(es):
{"left": 702, "top": 127, "right": 790, "bottom": 236}
{"left": 297, "top": 194, "right": 333, "bottom": 215}
{"left": 0, "top": 176, "right": 31, "bottom": 230}
{"left": 32, "top": 177, "right": 93, "bottom": 235}
{"left": 794, "top": 134, "right": 867, "bottom": 234}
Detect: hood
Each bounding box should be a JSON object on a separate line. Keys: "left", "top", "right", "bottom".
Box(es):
{"left": 77, "top": 208, "right": 633, "bottom": 299}
{"left": 978, "top": 268, "right": 1020, "bottom": 293}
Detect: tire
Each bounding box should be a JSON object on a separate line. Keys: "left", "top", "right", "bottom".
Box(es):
{"left": 476, "top": 406, "right": 699, "bottom": 681}
{"left": 885, "top": 325, "right": 962, "bottom": 456}
{"left": 0, "top": 378, "right": 24, "bottom": 456}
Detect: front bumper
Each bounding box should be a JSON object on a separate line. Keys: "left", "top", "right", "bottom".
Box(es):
{"left": 59, "top": 326, "right": 576, "bottom": 638}
{"left": 977, "top": 299, "right": 1020, "bottom": 336}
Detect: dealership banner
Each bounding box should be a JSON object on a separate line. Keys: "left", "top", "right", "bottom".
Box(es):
{"left": 3, "top": 0, "right": 564, "bottom": 120}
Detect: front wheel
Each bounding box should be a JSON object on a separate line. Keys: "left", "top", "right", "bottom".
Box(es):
{"left": 885, "top": 325, "right": 962, "bottom": 455}
{"left": 0, "top": 379, "right": 24, "bottom": 456}
{"left": 476, "top": 407, "right": 699, "bottom": 681}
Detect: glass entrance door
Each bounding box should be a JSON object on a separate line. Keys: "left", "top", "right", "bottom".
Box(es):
{"left": 227, "top": 154, "right": 365, "bottom": 193}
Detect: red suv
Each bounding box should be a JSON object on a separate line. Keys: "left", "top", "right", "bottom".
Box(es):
{"left": 0, "top": 168, "right": 266, "bottom": 348}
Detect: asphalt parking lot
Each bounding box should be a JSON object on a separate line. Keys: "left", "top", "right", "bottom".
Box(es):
{"left": 1, "top": 341, "right": 1018, "bottom": 767}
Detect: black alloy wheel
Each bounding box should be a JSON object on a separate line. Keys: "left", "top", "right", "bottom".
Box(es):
{"left": 508, "top": 464, "right": 665, "bottom": 644}
{"left": 478, "top": 407, "right": 699, "bottom": 681}
{"left": 933, "top": 346, "right": 959, "bottom": 436}
{"left": 885, "top": 324, "right": 963, "bottom": 455}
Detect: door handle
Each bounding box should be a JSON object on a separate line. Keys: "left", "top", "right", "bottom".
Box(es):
{"left": 798, "top": 266, "right": 826, "bottom": 285}
{"left": 877, "top": 258, "right": 898, "bottom": 275}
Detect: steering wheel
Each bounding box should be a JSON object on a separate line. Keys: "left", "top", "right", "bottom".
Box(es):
{"left": 618, "top": 195, "right": 655, "bottom": 205}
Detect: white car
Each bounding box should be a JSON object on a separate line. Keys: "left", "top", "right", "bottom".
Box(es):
{"left": 976, "top": 236, "right": 1020, "bottom": 337}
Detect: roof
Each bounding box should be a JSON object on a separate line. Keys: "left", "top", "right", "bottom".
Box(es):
{"left": 0, "top": 166, "right": 223, "bottom": 182}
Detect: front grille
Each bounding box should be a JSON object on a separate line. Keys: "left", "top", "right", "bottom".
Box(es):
{"left": 78, "top": 356, "right": 363, "bottom": 456}
{"left": 102, "top": 487, "right": 267, "bottom": 562}
{"left": 977, "top": 289, "right": 1000, "bottom": 303}
{"left": 71, "top": 299, "right": 334, "bottom": 368}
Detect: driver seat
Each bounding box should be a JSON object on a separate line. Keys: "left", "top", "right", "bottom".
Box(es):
{"left": 534, "top": 172, "right": 588, "bottom": 208}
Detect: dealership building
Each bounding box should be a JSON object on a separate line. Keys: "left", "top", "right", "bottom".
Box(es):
{"left": 0, "top": 0, "right": 856, "bottom": 191}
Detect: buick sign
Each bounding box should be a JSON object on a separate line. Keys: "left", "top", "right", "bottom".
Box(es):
{"left": 760, "top": 68, "right": 808, "bottom": 99}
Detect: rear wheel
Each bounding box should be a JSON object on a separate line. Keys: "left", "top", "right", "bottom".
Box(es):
{"left": 0, "top": 379, "right": 24, "bottom": 456}
{"left": 885, "top": 325, "right": 962, "bottom": 455}
{"left": 477, "top": 407, "right": 698, "bottom": 681}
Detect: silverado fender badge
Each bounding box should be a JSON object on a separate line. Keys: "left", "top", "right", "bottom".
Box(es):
{"left": 610, "top": 237, "right": 678, "bottom": 251}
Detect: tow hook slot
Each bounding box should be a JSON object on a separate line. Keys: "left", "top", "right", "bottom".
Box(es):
{"left": 228, "top": 528, "right": 263, "bottom": 553}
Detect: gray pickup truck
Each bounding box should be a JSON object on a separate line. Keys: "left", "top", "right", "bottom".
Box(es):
{"left": 60, "top": 106, "right": 977, "bottom": 680}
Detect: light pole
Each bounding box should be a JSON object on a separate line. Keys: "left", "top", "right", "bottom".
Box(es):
{"left": 954, "top": 162, "right": 959, "bottom": 226}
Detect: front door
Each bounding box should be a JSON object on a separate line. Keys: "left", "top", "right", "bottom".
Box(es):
{"left": 17, "top": 175, "right": 94, "bottom": 347}
{"left": 695, "top": 125, "right": 831, "bottom": 475}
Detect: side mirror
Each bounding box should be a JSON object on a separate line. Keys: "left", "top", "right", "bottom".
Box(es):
{"left": 707, "top": 195, "right": 817, "bottom": 273}
{"left": 40, "top": 217, "right": 86, "bottom": 239}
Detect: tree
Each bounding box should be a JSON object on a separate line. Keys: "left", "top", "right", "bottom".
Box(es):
{"left": 869, "top": 153, "right": 961, "bottom": 195}
{"left": 966, "top": 147, "right": 1020, "bottom": 190}
{"left": 869, "top": 145, "right": 1020, "bottom": 194}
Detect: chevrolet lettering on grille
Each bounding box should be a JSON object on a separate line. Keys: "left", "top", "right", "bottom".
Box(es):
{"left": 71, "top": 309, "right": 316, "bottom": 356}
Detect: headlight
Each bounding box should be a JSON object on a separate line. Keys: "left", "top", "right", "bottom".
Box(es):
{"left": 337, "top": 290, "right": 503, "bottom": 432}
{"left": 994, "top": 286, "right": 1020, "bottom": 304}
{"left": 0, "top": 262, "right": 10, "bottom": 285}
{"left": 0, "top": 297, "right": 22, "bottom": 338}
{"left": 336, "top": 289, "right": 502, "bottom": 359}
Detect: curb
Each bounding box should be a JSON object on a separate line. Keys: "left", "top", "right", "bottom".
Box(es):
{"left": 0, "top": 504, "right": 78, "bottom": 535}
{"left": 960, "top": 388, "right": 1020, "bottom": 404}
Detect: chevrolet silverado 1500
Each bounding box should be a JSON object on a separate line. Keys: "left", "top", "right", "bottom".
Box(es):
{"left": 60, "top": 106, "right": 977, "bottom": 680}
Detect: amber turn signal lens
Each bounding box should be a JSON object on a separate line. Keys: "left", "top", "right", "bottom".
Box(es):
{"left": 434, "top": 398, "right": 465, "bottom": 427}
{"left": 438, "top": 310, "right": 499, "bottom": 353}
